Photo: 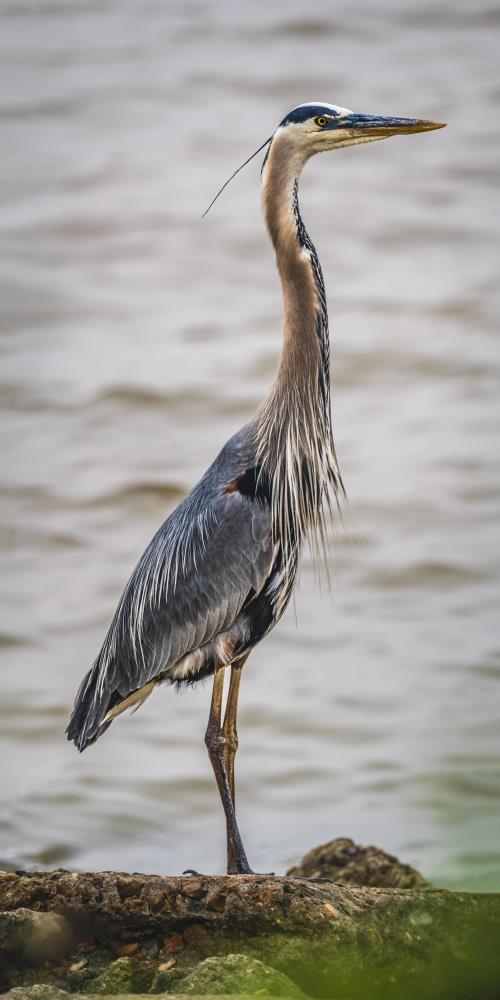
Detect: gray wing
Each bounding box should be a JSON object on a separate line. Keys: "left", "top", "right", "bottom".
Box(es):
{"left": 67, "top": 425, "right": 276, "bottom": 750}
{"left": 90, "top": 479, "right": 273, "bottom": 700}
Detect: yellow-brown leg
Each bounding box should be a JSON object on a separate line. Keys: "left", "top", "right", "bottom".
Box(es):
{"left": 205, "top": 664, "right": 252, "bottom": 875}
{"left": 222, "top": 656, "right": 247, "bottom": 806}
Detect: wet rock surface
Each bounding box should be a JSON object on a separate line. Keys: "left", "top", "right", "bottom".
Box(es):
{"left": 1, "top": 842, "right": 500, "bottom": 997}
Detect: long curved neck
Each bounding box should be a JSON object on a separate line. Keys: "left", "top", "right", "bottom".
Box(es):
{"left": 255, "top": 132, "right": 342, "bottom": 595}
{"left": 261, "top": 134, "right": 329, "bottom": 399}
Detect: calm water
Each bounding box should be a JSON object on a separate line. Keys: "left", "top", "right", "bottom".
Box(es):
{"left": 1, "top": 0, "right": 499, "bottom": 889}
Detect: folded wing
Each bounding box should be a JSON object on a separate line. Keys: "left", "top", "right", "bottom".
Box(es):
{"left": 67, "top": 475, "right": 273, "bottom": 750}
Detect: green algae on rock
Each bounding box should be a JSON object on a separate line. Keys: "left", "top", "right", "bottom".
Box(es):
{"left": 91, "top": 958, "right": 136, "bottom": 996}
{"left": 176, "top": 954, "right": 304, "bottom": 996}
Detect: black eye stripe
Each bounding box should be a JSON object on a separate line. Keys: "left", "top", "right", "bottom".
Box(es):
{"left": 279, "top": 105, "right": 341, "bottom": 127}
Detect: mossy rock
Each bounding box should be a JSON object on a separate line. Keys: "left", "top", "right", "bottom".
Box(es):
{"left": 2, "top": 852, "right": 500, "bottom": 998}
{"left": 7, "top": 989, "right": 70, "bottom": 1000}
{"left": 177, "top": 953, "right": 305, "bottom": 996}
{"left": 90, "top": 958, "right": 135, "bottom": 995}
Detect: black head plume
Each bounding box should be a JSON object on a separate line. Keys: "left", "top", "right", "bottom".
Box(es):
{"left": 202, "top": 136, "right": 273, "bottom": 217}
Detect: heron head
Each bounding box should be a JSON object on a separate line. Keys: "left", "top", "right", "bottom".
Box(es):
{"left": 202, "top": 102, "right": 446, "bottom": 217}
{"left": 272, "top": 101, "right": 446, "bottom": 162}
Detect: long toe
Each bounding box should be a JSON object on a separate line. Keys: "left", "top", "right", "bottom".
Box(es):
{"left": 228, "top": 867, "right": 278, "bottom": 875}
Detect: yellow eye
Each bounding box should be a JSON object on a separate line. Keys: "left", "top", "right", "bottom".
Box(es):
{"left": 314, "top": 116, "right": 328, "bottom": 128}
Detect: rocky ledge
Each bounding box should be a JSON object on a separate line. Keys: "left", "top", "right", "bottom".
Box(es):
{"left": 1, "top": 838, "right": 499, "bottom": 999}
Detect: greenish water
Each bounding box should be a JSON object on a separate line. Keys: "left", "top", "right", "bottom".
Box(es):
{"left": 0, "top": 0, "right": 499, "bottom": 887}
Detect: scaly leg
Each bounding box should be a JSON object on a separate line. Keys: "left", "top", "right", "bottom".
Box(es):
{"left": 222, "top": 656, "right": 247, "bottom": 807}
{"left": 205, "top": 665, "right": 253, "bottom": 875}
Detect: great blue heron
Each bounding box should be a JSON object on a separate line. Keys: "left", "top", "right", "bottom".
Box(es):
{"left": 67, "top": 102, "right": 445, "bottom": 874}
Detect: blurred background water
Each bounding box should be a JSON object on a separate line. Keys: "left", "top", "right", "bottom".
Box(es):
{"left": 1, "top": 0, "right": 499, "bottom": 888}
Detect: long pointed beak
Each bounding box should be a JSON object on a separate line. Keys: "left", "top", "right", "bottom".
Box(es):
{"left": 340, "top": 113, "right": 447, "bottom": 136}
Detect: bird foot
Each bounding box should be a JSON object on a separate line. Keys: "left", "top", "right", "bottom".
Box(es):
{"left": 227, "top": 867, "right": 276, "bottom": 876}
{"left": 182, "top": 867, "right": 277, "bottom": 877}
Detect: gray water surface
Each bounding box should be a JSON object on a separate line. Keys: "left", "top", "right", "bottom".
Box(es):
{"left": 1, "top": 0, "right": 499, "bottom": 888}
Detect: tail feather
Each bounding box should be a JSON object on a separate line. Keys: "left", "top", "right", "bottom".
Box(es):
{"left": 66, "top": 662, "right": 115, "bottom": 752}
{"left": 66, "top": 662, "right": 158, "bottom": 752}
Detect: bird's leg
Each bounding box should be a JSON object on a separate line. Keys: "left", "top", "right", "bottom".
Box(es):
{"left": 222, "top": 657, "right": 247, "bottom": 806}
{"left": 205, "top": 665, "right": 253, "bottom": 875}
